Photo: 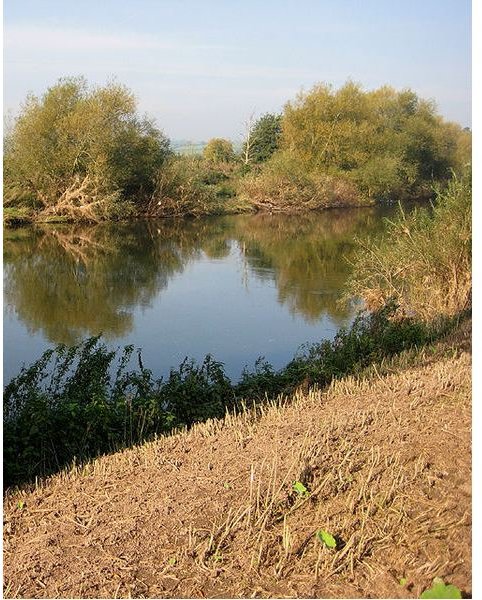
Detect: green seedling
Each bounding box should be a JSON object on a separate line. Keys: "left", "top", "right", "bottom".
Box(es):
{"left": 399, "top": 578, "right": 408, "bottom": 587}
{"left": 17, "top": 500, "right": 25, "bottom": 510}
{"left": 316, "top": 529, "right": 337, "bottom": 549}
{"left": 168, "top": 557, "right": 176, "bottom": 566}
{"left": 420, "top": 578, "right": 462, "bottom": 599}
{"left": 292, "top": 481, "right": 309, "bottom": 497}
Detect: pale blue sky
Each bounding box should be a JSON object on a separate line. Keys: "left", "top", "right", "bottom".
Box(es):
{"left": 3, "top": 0, "right": 471, "bottom": 140}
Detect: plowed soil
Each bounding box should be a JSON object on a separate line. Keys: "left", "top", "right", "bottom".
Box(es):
{"left": 3, "top": 324, "right": 471, "bottom": 598}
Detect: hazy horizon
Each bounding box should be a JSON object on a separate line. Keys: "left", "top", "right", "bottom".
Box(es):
{"left": 4, "top": 0, "right": 471, "bottom": 140}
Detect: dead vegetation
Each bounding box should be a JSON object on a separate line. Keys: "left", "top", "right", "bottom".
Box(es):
{"left": 3, "top": 326, "right": 471, "bottom": 598}
{"left": 36, "top": 175, "right": 123, "bottom": 223}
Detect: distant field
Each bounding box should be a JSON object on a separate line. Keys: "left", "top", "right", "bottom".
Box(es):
{"left": 171, "top": 140, "right": 242, "bottom": 156}
{"left": 171, "top": 140, "right": 207, "bottom": 155}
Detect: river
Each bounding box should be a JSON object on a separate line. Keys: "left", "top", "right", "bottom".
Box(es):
{"left": 3, "top": 207, "right": 397, "bottom": 384}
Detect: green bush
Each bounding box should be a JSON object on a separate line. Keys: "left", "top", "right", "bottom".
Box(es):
{"left": 280, "top": 81, "right": 471, "bottom": 201}
{"left": 203, "top": 138, "right": 235, "bottom": 163}
{"left": 3, "top": 77, "right": 170, "bottom": 221}
{"left": 150, "top": 156, "right": 245, "bottom": 216}
{"left": 236, "top": 301, "right": 430, "bottom": 399}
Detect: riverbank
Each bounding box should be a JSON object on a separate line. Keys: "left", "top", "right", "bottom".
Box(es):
{"left": 3, "top": 194, "right": 377, "bottom": 227}
{"left": 4, "top": 79, "right": 470, "bottom": 228}
{"left": 3, "top": 319, "right": 471, "bottom": 598}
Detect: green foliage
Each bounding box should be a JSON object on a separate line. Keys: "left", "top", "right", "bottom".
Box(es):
{"left": 316, "top": 530, "right": 337, "bottom": 549}
{"left": 203, "top": 138, "right": 235, "bottom": 163}
{"left": 270, "top": 81, "right": 471, "bottom": 203}
{"left": 420, "top": 578, "right": 462, "bottom": 599}
{"left": 243, "top": 113, "right": 282, "bottom": 165}
{"left": 5, "top": 78, "right": 471, "bottom": 221}
{"left": 4, "top": 77, "right": 170, "bottom": 221}
{"left": 239, "top": 150, "right": 364, "bottom": 211}
{"left": 345, "top": 169, "right": 472, "bottom": 320}
{"left": 150, "top": 156, "right": 243, "bottom": 216}
{"left": 237, "top": 301, "right": 431, "bottom": 400}
{"left": 3, "top": 338, "right": 234, "bottom": 486}
{"left": 3, "top": 206, "right": 36, "bottom": 226}
{"left": 160, "top": 355, "right": 233, "bottom": 426}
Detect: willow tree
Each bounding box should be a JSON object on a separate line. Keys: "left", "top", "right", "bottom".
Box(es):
{"left": 4, "top": 77, "right": 170, "bottom": 221}
{"left": 280, "top": 81, "right": 471, "bottom": 200}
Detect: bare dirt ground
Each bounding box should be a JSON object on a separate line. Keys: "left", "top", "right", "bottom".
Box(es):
{"left": 3, "top": 323, "right": 471, "bottom": 598}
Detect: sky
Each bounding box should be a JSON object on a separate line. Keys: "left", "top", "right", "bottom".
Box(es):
{"left": 3, "top": 0, "right": 472, "bottom": 141}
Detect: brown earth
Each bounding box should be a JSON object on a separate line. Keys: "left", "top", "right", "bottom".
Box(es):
{"left": 3, "top": 323, "right": 471, "bottom": 599}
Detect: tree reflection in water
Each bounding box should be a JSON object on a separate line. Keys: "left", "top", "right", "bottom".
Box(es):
{"left": 4, "top": 208, "right": 390, "bottom": 346}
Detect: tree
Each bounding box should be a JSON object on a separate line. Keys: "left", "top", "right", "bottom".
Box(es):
{"left": 280, "top": 81, "right": 470, "bottom": 198}
{"left": 4, "top": 77, "right": 171, "bottom": 220}
{"left": 241, "top": 111, "right": 256, "bottom": 166}
{"left": 242, "top": 113, "right": 282, "bottom": 165}
{"left": 203, "top": 138, "right": 235, "bottom": 163}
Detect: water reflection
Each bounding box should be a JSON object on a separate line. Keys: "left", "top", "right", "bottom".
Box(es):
{"left": 4, "top": 208, "right": 390, "bottom": 359}
{"left": 235, "top": 209, "right": 387, "bottom": 324}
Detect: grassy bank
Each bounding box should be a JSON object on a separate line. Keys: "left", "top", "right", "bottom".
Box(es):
{"left": 3, "top": 319, "right": 471, "bottom": 598}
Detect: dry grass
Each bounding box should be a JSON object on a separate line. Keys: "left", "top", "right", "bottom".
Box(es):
{"left": 345, "top": 173, "right": 472, "bottom": 321}
{"left": 239, "top": 154, "right": 369, "bottom": 212}
{"left": 3, "top": 326, "right": 471, "bottom": 598}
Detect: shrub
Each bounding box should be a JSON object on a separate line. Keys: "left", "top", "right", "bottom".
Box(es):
{"left": 148, "top": 156, "right": 242, "bottom": 216}
{"left": 237, "top": 302, "right": 430, "bottom": 399}
{"left": 3, "top": 77, "right": 170, "bottom": 221}
{"left": 203, "top": 138, "right": 235, "bottom": 163}
{"left": 4, "top": 303, "right": 451, "bottom": 488}
{"left": 280, "top": 81, "right": 470, "bottom": 201}
{"left": 239, "top": 152, "right": 364, "bottom": 211}
{"left": 345, "top": 169, "right": 472, "bottom": 320}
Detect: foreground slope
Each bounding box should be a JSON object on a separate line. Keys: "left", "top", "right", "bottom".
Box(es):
{"left": 3, "top": 324, "right": 471, "bottom": 599}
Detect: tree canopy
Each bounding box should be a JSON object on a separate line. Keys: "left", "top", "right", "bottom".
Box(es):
{"left": 3, "top": 78, "right": 471, "bottom": 222}
{"left": 4, "top": 77, "right": 170, "bottom": 220}
{"left": 243, "top": 113, "right": 282, "bottom": 165}
{"left": 280, "top": 81, "right": 470, "bottom": 199}
{"left": 203, "top": 138, "right": 235, "bottom": 163}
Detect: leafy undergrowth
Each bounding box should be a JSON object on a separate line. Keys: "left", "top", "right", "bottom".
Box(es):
{"left": 3, "top": 320, "right": 471, "bottom": 598}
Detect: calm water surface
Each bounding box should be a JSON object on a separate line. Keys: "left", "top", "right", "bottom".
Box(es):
{"left": 4, "top": 208, "right": 395, "bottom": 383}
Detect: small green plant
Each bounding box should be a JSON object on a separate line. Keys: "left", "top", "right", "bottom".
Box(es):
{"left": 399, "top": 577, "right": 408, "bottom": 587}
{"left": 17, "top": 500, "right": 25, "bottom": 510}
{"left": 420, "top": 578, "right": 462, "bottom": 599}
{"left": 316, "top": 529, "right": 337, "bottom": 549}
{"left": 168, "top": 557, "right": 176, "bottom": 566}
{"left": 292, "top": 481, "right": 309, "bottom": 497}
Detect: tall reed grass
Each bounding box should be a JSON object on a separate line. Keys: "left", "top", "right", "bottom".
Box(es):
{"left": 345, "top": 170, "right": 471, "bottom": 321}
